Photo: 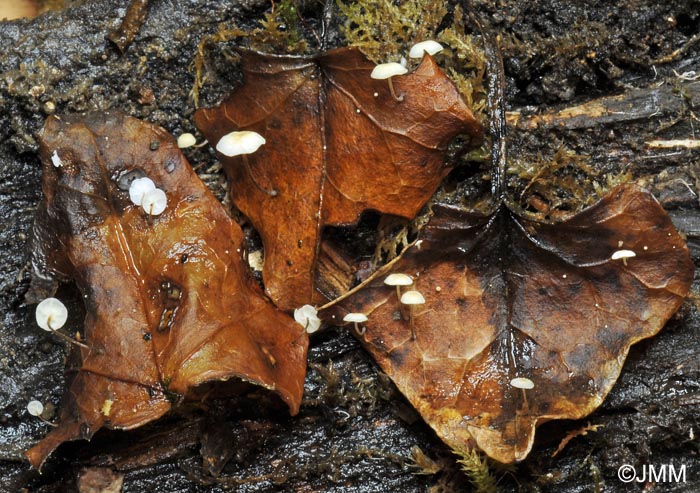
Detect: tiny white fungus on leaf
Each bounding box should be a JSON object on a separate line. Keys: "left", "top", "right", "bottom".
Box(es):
{"left": 370, "top": 62, "right": 408, "bottom": 80}
{"left": 384, "top": 273, "right": 413, "bottom": 287}
{"left": 177, "top": 133, "right": 197, "bottom": 148}
{"left": 510, "top": 377, "right": 535, "bottom": 390}
{"left": 128, "top": 177, "right": 156, "bottom": 206}
{"left": 294, "top": 304, "right": 321, "bottom": 334}
{"left": 216, "top": 130, "right": 266, "bottom": 157}
{"left": 141, "top": 188, "right": 167, "bottom": 216}
{"left": 343, "top": 313, "right": 368, "bottom": 323}
{"left": 35, "top": 298, "right": 68, "bottom": 331}
{"left": 27, "top": 400, "right": 44, "bottom": 417}
{"left": 400, "top": 290, "right": 426, "bottom": 305}
{"left": 408, "top": 40, "right": 444, "bottom": 58}
{"left": 611, "top": 249, "right": 636, "bottom": 265}
{"left": 611, "top": 249, "right": 636, "bottom": 260}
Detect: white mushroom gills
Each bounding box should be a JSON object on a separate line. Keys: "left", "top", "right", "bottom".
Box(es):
{"left": 343, "top": 312, "right": 368, "bottom": 336}
{"left": 294, "top": 304, "right": 321, "bottom": 334}
{"left": 141, "top": 188, "right": 167, "bottom": 216}
{"left": 611, "top": 249, "right": 636, "bottom": 266}
{"left": 177, "top": 132, "right": 197, "bottom": 148}
{"left": 384, "top": 273, "right": 413, "bottom": 299}
{"left": 35, "top": 298, "right": 88, "bottom": 348}
{"left": 129, "top": 177, "right": 156, "bottom": 206}
{"left": 35, "top": 298, "right": 68, "bottom": 331}
{"left": 400, "top": 290, "right": 425, "bottom": 340}
{"left": 27, "top": 400, "right": 44, "bottom": 417}
{"left": 370, "top": 62, "right": 408, "bottom": 101}
{"left": 408, "top": 40, "right": 444, "bottom": 58}
{"left": 215, "top": 131, "right": 277, "bottom": 196}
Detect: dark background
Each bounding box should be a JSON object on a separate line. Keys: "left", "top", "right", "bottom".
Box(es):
{"left": 1, "top": 0, "right": 698, "bottom": 491}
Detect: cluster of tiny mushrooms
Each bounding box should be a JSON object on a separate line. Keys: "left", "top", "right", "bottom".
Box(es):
{"left": 29, "top": 39, "right": 642, "bottom": 428}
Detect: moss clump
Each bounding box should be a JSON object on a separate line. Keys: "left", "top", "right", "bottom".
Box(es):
{"left": 337, "top": 0, "right": 487, "bottom": 119}
{"left": 508, "top": 146, "right": 632, "bottom": 219}
{"left": 192, "top": 0, "right": 308, "bottom": 106}
{"left": 453, "top": 447, "right": 498, "bottom": 493}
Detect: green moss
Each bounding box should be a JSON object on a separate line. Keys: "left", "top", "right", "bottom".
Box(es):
{"left": 453, "top": 447, "right": 498, "bottom": 493}
{"left": 508, "top": 146, "right": 632, "bottom": 219}
{"left": 192, "top": 0, "right": 308, "bottom": 107}
{"left": 337, "top": 0, "right": 487, "bottom": 119}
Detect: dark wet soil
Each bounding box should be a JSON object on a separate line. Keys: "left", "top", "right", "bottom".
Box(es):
{"left": 1, "top": 1, "right": 698, "bottom": 492}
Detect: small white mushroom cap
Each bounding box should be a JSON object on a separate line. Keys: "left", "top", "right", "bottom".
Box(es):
{"left": 141, "top": 188, "right": 167, "bottom": 216}
{"left": 370, "top": 62, "right": 408, "bottom": 80}
{"left": 510, "top": 377, "right": 535, "bottom": 390}
{"left": 177, "top": 133, "right": 197, "bottom": 148}
{"left": 36, "top": 297, "right": 68, "bottom": 331}
{"left": 384, "top": 273, "right": 413, "bottom": 287}
{"left": 128, "top": 177, "right": 156, "bottom": 206}
{"left": 27, "top": 400, "right": 44, "bottom": 417}
{"left": 216, "top": 131, "right": 266, "bottom": 157}
{"left": 294, "top": 304, "right": 321, "bottom": 334}
{"left": 408, "top": 40, "right": 444, "bottom": 58}
{"left": 400, "top": 290, "right": 426, "bottom": 305}
{"left": 611, "top": 249, "right": 636, "bottom": 260}
{"left": 343, "top": 313, "right": 369, "bottom": 323}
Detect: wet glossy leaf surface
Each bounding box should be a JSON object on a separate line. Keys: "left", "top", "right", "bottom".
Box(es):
{"left": 194, "top": 47, "right": 483, "bottom": 311}
{"left": 26, "top": 112, "right": 308, "bottom": 469}
{"left": 330, "top": 184, "right": 693, "bottom": 463}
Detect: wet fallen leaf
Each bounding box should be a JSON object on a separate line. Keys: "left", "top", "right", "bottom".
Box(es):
{"left": 330, "top": 184, "right": 693, "bottom": 463}
{"left": 26, "top": 112, "right": 308, "bottom": 469}
{"left": 194, "top": 47, "right": 483, "bottom": 311}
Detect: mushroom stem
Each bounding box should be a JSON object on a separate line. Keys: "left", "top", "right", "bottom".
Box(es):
{"left": 353, "top": 322, "right": 366, "bottom": 337}
{"left": 409, "top": 305, "right": 416, "bottom": 340}
{"left": 242, "top": 155, "right": 278, "bottom": 197}
{"left": 387, "top": 78, "right": 404, "bottom": 102}
{"left": 48, "top": 320, "right": 89, "bottom": 349}
{"left": 39, "top": 416, "right": 58, "bottom": 427}
{"left": 395, "top": 285, "right": 402, "bottom": 300}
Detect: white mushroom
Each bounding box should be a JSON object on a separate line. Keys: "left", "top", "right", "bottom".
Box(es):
{"left": 177, "top": 132, "right": 197, "bottom": 148}
{"left": 35, "top": 298, "right": 88, "bottom": 348}
{"left": 294, "top": 304, "right": 321, "bottom": 334}
{"left": 35, "top": 298, "right": 68, "bottom": 331}
{"left": 408, "top": 40, "right": 444, "bottom": 59}
{"left": 370, "top": 62, "right": 408, "bottom": 101}
{"left": 611, "top": 249, "right": 636, "bottom": 266}
{"left": 510, "top": 377, "right": 535, "bottom": 390}
{"left": 27, "top": 400, "right": 44, "bottom": 417}
{"left": 343, "top": 312, "right": 368, "bottom": 336}
{"left": 215, "top": 131, "right": 277, "bottom": 196}
{"left": 128, "top": 177, "right": 156, "bottom": 206}
{"left": 400, "top": 290, "right": 425, "bottom": 340}
{"left": 141, "top": 188, "right": 167, "bottom": 216}
{"left": 384, "top": 273, "right": 413, "bottom": 299}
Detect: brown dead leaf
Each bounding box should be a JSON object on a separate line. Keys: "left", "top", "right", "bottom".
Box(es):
{"left": 194, "top": 47, "right": 483, "bottom": 311}
{"left": 329, "top": 184, "right": 693, "bottom": 463}
{"left": 26, "top": 112, "right": 307, "bottom": 469}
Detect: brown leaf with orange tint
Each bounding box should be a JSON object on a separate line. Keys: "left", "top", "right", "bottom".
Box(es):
{"left": 330, "top": 184, "right": 693, "bottom": 463}
{"left": 25, "top": 112, "right": 308, "bottom": 469}
{"left": 194, "top": 47, "right": 483, "bottom": 311}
